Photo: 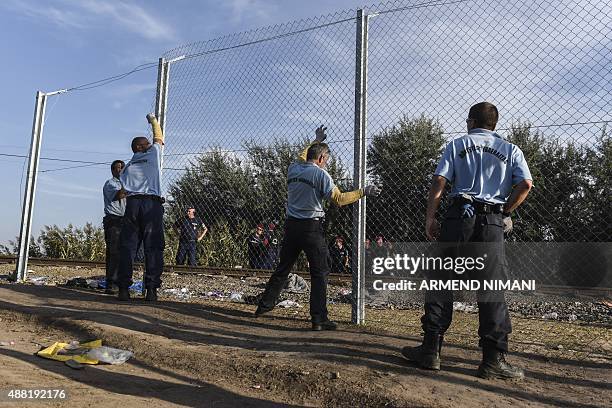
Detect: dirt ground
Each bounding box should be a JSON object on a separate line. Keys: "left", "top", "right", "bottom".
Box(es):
{"left": 0, "top": 271, "right": 610, "bottom": 407}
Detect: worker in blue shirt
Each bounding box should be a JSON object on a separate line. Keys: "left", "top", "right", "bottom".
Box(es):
{"left": 401, "top": 102, "right": 533, "bottom": 380}
{"left": 117, "top": 113, "right": 165, "bottom": 302}
{"left": 255, "top": 126, "right": 381, "bottom": 330}
{"left": 102, "top": 160, "right": 126, "bottom": 294}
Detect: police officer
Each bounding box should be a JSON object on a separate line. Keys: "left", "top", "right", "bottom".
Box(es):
{"left": 247, "top": 223, "right": 268, "bottom": 269}
{"left": 102, "top": 160, "right": 126, "bottom": 294}
{"left": 329, "top": 236, "right": 350, "bottom": 274}
{"left": 174, "top": 206, "right": 207, "bottom": 266}
{"left": 255, "top": 126, "right": 381, "bottom": 330}
{"left": 117, "top": 113, "right": 166, "bottom": 302}
{"left": 401, "top": 102, "right": 532, "bottom": 380}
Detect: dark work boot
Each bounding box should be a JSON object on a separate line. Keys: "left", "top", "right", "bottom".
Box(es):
{"left": 477, "top": 347, "right": 525, "bottom": 380}
{"left": 117, "top": 287, "right": 130, "bottom": 301}
{"left": 312, "top": 320, "right": 338, "bottom": 331}
{"left": 104, "top": 280, "right": 115, "bottom": 295}
{"left": 254, "top": 305, "right": 273, "bottom": 317}
{"left": 401, "top": 333, "right": 441, "bottom": 370}
{"left": 145, "top": 287, "right": 158, "bottom": 302}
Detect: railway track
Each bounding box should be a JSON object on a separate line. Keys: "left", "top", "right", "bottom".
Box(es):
{"left": 0, "top": 255, "right": 352, "bottom": 283}
{"left": 1, "top": 255, "right": 609, "bottom": 297}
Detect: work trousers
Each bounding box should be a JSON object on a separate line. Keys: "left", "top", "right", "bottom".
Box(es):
{"left": 258, "top": 218, "right": 330, "bottom": 323}
{"left": 421, "top": 206, "right": 512, "bottom": 352}
{"left": 117, "top": 196, "right": 165, "bottom": 289}
{"left": 103, "top": 214, "right": 123, "bottom": 286}
{"left": 176, "top": 240, "right": 197, "bottom": 266}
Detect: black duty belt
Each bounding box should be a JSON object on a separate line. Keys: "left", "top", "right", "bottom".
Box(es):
{"left": 287, "top": 216, "right": 324, "bottom": 222}
{"left": 452, "top": 196, "right": 503, "bottom": 214}
{"left": 128, "top": 194, "right": 165, "bottom": 204}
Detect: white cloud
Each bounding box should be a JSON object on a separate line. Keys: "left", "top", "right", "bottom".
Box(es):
{"left": 225, "top": 0, "right": 277, "bottom": 25}
{"left": 2, "top": 0, "right": 176, "bottom": 41}
{"left": 75, "top": 0, "right": 175, "bottom": 40}
{"left": 105, "top": 82, "right": 156, "bottom": 98}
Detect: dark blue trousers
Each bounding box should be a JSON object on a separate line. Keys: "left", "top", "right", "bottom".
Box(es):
{"left": 258, "top": 218, "right": 330, "bottom": 323}
{"left": 421, "top": 206, "right": 511, "bottom": 352}
{"left": 118, "top": 196, "right": 165, "bottom": 289}
{"left": 176, "top": 240, "right": 197, "bottom": 266}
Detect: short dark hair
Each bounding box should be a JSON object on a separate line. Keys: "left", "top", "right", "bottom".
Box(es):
{"left": 306, "top": 143, "right": 329, "bottom": 161}
{"left": 468, "top": 102, "right": 498, "bottom": 130}
{"left": 111, "top": 160, "right": 124, "bottom": 170}
{"left": 131, "top": 136, "right": 149, "bottom": 151}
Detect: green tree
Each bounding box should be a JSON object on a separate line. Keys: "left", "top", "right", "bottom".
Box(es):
{"left": 166, "top": 138, "right": 354, "bottom": 268}
{"left": 367, "top": 115, "right": 446, "bottom": 241}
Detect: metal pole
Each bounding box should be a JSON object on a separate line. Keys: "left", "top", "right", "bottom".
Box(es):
{"left": 145, "top": 57, "right": 170, "bottom": 293}
{"left": 155, "top": 57, "right": 169, "bottom": 136}
{"left": 15, "top": 91, "right": 48, "bottom": 282}
{"left": 352, "top": 9, "right": 369, "bottom": 324}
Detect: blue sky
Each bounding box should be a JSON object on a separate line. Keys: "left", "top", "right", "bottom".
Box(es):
{"left": 0, "top": 0, "right": 372, "bottom": 245}
{"left": 1, "top": 0, "right": 610, "bottom": 246}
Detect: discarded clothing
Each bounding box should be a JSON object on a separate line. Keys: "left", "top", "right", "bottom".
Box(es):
{"left": 284, "top": 273, "right": 308, "bottom": 293}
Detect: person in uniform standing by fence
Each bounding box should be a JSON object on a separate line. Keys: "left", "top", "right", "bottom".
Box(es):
{"left": 102, "top": 160, "right": 126, "bottom": 294}
{"left": 401, "top": 102, "right": 532, "bottom": 380}
{"left": 174, "top": 206, "right": 207, "bottom": 266}
{"left": 117, "top": 113, "right": 166, "bottom": 302}
{"left": 255, "top": 126, "right": 381, "bottom": 330}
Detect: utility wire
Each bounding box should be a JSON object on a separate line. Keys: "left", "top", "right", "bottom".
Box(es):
{"left": 6, "top": 119, "right": 608, "bottom": 173}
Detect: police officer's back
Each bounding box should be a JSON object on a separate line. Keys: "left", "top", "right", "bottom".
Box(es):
{"left": 117, "top": 113, "right": 166, "bottom": 302}
{"left": 255, "top": 126, "right": 381, "bottom": 330}
{"left": 402, "top": 102, "right": 533, "bottom": 380}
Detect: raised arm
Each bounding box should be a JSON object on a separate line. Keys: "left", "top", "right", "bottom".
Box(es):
{"left": 147, "top": 113, "right": 164, "bottom": 145}
{"left": 298, "top": 125, "right": 327, "bottom": 161}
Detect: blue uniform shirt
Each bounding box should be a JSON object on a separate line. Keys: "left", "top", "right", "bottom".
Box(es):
{"left": 435, "top": 128, "right": 532, "bottom": 204}
{"left": 286, "top": 161, "right": 335, "bottom": 219}
{"left": 120, "top": 143, "right": 162, "bottom": 196}
{"left": 103, "top": 177, "right": 126, "bottom": 216}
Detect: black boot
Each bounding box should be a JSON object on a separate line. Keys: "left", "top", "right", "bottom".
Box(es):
{"left": 477, "top": 347, "right": 525, "bottom": 380}
{"left": 401, "top": 333, "right": 441, "bottom": 370}
{"left": 312, "top": 320, "right": 338, "bottom": 331}
{"left": 254, "top": 304, "right": 273, "bottom": 317}
{"left": 145, "top": 287, "right": 158, "bottom": 302}
{"left": 117, "top": 287, "right": 130, "bottom": 301}
{"left": 104, "top": 280, "right": 115, "bottom": 295}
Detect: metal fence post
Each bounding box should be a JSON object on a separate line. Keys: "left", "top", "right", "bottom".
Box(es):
{"left": 352, "top": 9, "right": 369, "bottom": 325}
{"left": 155, "top": 57, "right": 169, "bottom": 139}
{"left": 15, "top": 91, "right": 48, "bottom": 282}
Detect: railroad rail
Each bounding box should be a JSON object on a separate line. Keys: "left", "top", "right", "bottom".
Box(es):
{"left": 0, "top": 255, "right": 351, "bottom": 283}
{"left": 0, "top": 255, "right": 610, "bottom": 297}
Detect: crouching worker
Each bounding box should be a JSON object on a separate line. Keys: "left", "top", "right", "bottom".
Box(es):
{"left": 255, "top": 126, "right": 381, "bottom": 330}
{"left": 117, "top": 113, "right": 166, "bottom": 302}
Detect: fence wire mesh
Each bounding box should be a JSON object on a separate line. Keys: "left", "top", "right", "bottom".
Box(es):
{"left": 5, "top": 0, "right": 609, "bottom": 363}
{"left": 154, "top": 0, "right": 610, "bottom": 357}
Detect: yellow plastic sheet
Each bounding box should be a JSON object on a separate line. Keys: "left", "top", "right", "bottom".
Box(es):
{"left": 37, "top": 340, "right": 102, "bottom": 365}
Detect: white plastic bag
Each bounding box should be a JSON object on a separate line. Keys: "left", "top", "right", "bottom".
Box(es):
{"left": 86, "top": 346, "right": 133, "bottom": 364}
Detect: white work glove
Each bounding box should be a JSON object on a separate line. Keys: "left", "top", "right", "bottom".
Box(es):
{"left": 315, "top": 125, "right": 327, "bottom": 143}
{"left": 363, "top": 185, "right": 381, "bottom": 197}
{"left": 503, "top": 216, "right": 513, "bottom": 233}
{"left": 146, "top": 113, "right": 157, "bottom": 123}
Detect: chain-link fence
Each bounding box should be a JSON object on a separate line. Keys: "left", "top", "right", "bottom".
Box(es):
{"left": 151, "top": 0, "right": 610, "bottom": 350}
{"left": 5, "top": 0, "right": 609, "bottom": 360}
